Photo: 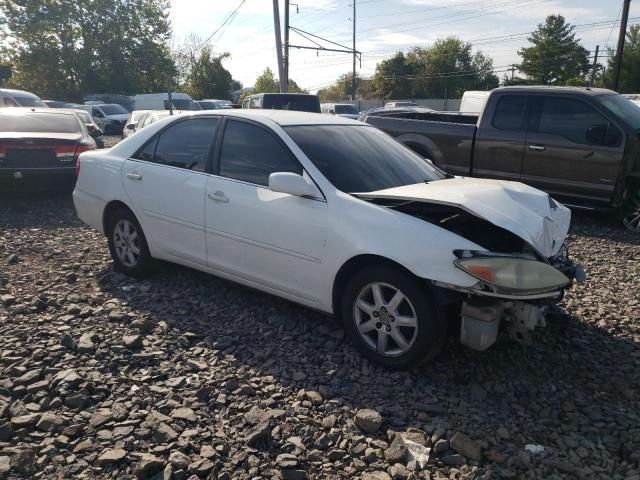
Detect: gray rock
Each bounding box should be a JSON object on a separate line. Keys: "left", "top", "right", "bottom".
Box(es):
{"left": 496, "top": 427, "right": 510, "bottom": 440}
{"left": 64, "top": 392, "right": 89, "bottom": 409}
{"left": 327, "top": 449, "right": 346, "bottom": 461}
{"left": 199, "top": 445, "right": 216, "bottom": 459}
{"left": 355, "top": 409, "right": 383, "bottom": 434}
{"left": 0, "top": 456, "right": 9, "bottom": 479}
{"left": 385, "top": 434, "right": 408, "bottom": 464}
{"left": 11, "top": 413, "right": 41, "bottom": 428}
{"left": 111, "top": 403, "right": 129, "bottom": 421}
{"left": 60, "top": 333, "right": 77, "bottom": 351}
{"left": 98, "top": 448, "right": 128, "bottom": 465}
{"left": 135, "top": 454, "right": 165, "bottom": 479}
{"left": 169, "top": 451, "right": 191, "bottom": 470}
{"left": 0, "top": 423, "right": 12, "bottom": 442}
{"left": 245, "top": 421, "right": 271, "bottom": 445}
{"left": 123, "top": 334, "right": 143, "bottom": 349}
{"left": 276, "top": 453, "right": 298, "bottom": 468}
{"left": 450, "top": 432, "right": 482, "bottom": 461}
{"left": 433, "top": 439, "right": 449, "bottom": 455}
{"left": 10, "top": 449, "right": 35, "bottom": 476}
{"left": 363, "top": 472, "right": 392, "bottom": 480}
{"left": 171, "top": 407, "right": 197, "bottom": 422}
{"left": 77, "top": 332, "right": 97, "bottom": 353}
{"left": 35, "top": 412, "right": 65, "bottom": 432}
{"left": 442, "top": 453, "right": 468, "bottom": 466}
{"left": 0, "top": 294, "right": 16, "bottom": 306}
{"left": 390, "top": 463, "right": 411, "bottom": 480}
{"left": 153, "top": 422, "right": 179, "bottom": 443}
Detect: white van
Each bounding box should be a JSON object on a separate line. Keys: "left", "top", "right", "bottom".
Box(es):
{"left": 459, "top": 91, "right": 491, "bottom": 113}
{"left": 321, "top": 102, "right": 359, "bottom": 119}
{"left": 133, "top": 93, "right": 200, "bottom": 111}
{"left": 0, "top": 88, "right": 47, "bottom": 108}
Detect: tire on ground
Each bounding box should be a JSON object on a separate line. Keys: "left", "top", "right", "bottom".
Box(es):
{"left": 106, "top": 207, "right": 154, "bottom": 277}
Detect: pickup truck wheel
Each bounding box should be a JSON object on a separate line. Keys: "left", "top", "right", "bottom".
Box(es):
{"left": 341, "top": 265, "right": 444, "bottom": 369}
{"left": 106, "top": 208, "right": 154, "bottom": 277}
{"left": 622, "top": 187, "right": 640, "bottom": 233}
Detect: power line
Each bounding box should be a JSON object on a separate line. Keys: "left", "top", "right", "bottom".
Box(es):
{"left": 196, "top": 0, "right": 246, "bottom": 51}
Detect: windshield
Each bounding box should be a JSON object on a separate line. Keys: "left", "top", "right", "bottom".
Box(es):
{"left": 0, "top": 112, "right": 82, "bottom": 133}
{"left": 14, "top": 96, "right": 47, "bottom": 108}
{"left": 100, "top": 104, "right": 128, "bottom": 115}
{"left": 285, "top": 125, "right": 445, "bottom": 193}
{"left": 198, "top": 101, "right": 231, "bottom": 110}
{"left": 596, "top": 94, "right": 640, "bottom": 130}
{"left": 335, "top": 104, "right": 358, "bottom": 114}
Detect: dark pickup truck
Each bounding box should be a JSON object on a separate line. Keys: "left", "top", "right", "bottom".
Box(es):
{"left": 363, "top": 86, "right": 640, "bottom": 231}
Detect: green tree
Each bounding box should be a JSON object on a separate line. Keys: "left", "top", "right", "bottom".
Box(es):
{"left": 517, "top": 15, "right": 590, "bottom": 85}
{"left": 0, "top": 0, "right": 176, "bottom": 100}
{"left": 183, "top": 49, "right": 233, "bottom": 100}
{"left": 368, "top": 39, "right": 498, "bottom": 99}
{"left": 254, "top": 67, "right": 280, "bottom": 93}
{"left": 603, "top": 25, "right": 640, "bottom": 92}
{"left": 317, "top": 73, "right": 361, "bottom": 101}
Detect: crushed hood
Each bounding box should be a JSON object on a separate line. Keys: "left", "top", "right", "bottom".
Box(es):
{"left": 355, "top": 177, "right": 571, "bottom": 258}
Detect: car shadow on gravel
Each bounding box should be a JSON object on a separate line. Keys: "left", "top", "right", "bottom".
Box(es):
{"left": 96, "top": 258, "right": 639, "bottom": 472}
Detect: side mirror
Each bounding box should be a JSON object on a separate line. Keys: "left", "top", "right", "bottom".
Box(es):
{"left": 329, "top": 109, "right": 335, "bottom": 114}
{"left": 586, "top": 125, "right": 608, "bottom": 145}
{"left": 126, "top": 123, "right": 136, "bottom": 130}
{"left": 269, "top": 172, "right": 319, "bottom": 198}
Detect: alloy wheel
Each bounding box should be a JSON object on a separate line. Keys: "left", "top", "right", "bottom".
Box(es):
{"left": 113, "top": 219, "right": 141, "bottom": 267}
{"left": 353, "top": 282, "right": 419, "bottom": 357}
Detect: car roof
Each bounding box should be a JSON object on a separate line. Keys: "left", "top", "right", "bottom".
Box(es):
{"left": 0, "top": 88, "right": 41, "bottom": 98}
{"left": 185, "top": 109, "right": 362, "bottom": 126}
{"left": 0, "top": 107, "right": 76, "bottom": 116}
{"left": 498, "top": 86, "right": 616, "bottom": 96}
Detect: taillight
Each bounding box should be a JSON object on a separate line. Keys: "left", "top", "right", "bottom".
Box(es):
{"left": 74, "top": 145, "right": 94, "bottom": 177}
{"left": 55, "top": 145, "right": 77, "bottom": 162}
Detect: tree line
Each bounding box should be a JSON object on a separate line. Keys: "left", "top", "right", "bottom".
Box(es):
{"left": 1, "top": 3, "right": 639, "bottom": 102}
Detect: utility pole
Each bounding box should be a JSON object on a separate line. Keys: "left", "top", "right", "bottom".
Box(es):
{"left": 167, "top": 79, "right": 173, "bottom": 116}
{"left": 284, "top": 0, "right": 289, "bottom": 91}
{"left": 613, "top": 0, "right": 631, "bottom": 91}
{"left": 509, "top": 65, "right": 516, "bottom": 81}
{"left": 590, "top": 45, "right": 600, "bottom": 87}
{"left": 272, "top": 0, "right": 286, "bottom": 92}
{"left": 352, "top": 0, "right": 356, "bottom": 101}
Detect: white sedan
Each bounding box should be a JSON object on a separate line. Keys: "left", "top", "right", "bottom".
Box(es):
{"left": 73, "top": 110, "right": 583, "bottom": 368}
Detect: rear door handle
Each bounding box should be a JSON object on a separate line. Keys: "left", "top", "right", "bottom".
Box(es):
{"left": 208, "top": 191, "right": 229, "bottom": 203}
{"left": 528, "top": 144, "right": 546, "bottom": 151}
{"left": 126, "top": 172, "right": 142, "bottom": 181}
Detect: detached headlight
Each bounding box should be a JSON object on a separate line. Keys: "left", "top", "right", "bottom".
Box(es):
{"left": 454, "top": 253, "right": 571, "bottom": 294}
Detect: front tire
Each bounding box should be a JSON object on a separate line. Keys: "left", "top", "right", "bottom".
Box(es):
{"left": 341, "top": 265, "right": 444, "bottom": 369}
{"left": 106, "top": 208, "right": 154, "bottom": 277}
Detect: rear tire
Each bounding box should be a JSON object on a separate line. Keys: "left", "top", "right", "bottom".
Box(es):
{"left": 622, "top": 186, "right": 640, "bottom": 233}
{"left": 340, "top": 265, "right": 444, "bottom": 369}
{"left": 106, "top": 208, "right": 154, "bottom": 277}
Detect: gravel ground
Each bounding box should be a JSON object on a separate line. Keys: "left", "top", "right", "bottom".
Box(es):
{"left": 0, "top": 190, "right": 639, "bottom": 480}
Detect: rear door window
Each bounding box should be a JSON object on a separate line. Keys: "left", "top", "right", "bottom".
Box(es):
{"left": 133, "top": 118, "right": 219, "bottom": 171}
{"left": 219, "top": 120, "right": 302, "bottom": 186}
{"left": 492, "top": 95, "right": 527, "bottom": 131}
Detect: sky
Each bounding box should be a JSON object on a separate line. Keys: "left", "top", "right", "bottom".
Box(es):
{"left": 169, "top": 0, "right": 640, "bottom": 93}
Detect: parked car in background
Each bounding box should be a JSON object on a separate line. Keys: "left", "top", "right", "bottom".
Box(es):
{"left": 321, "top": 103, "right": 359, "bottom": 119}
{"left": 242, "top": 93, "right": 321, "bottom": 113}
{"left": 43, "top": 100, "right": 75, "bottom": 109}
{"left": 73, "top": 109, "right": 582, "bottom": 368}
{"left": 363, "top": 86, "right": 640, "bottom": 232}
{"left": 123, "top": 110, "right": 151, "bottom": 139}
{"left": 126, "top": 110, "right": 184, "bottom": 136}
{"left": 196, "top": 99, "right": 233, "bottom": 110}
{"left": 134, "top": 93, "right": 200, "bottom": 111}
{"left": 0, "top": 88, "right": 48, "bottom": 108}
{"left": 72, "top": 109, "right": 104, "bottom": 148}
{"left": 384, "top": 101, "right": 418, "bottom": 108}
{"left": 459, "top": 90, "right": 491, "bottom": 113}
{"left": 357, "top": 106, "right": 436, "bottom": 121}
{"left": 623, "top": 94, "right": 640, "bottom": 108}
{"left": 77, "top": 104, "right": 129, "bottom": 135}
{"left": 0, "top": 108, "right": 94, "bottom": 188}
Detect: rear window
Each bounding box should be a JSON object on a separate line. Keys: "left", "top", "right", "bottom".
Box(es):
{"left": 0, "top": 113, "right": 82, "bottom": 133}
{"left": 14, "top": 96, "right": 47, "bottom": 108}
{"left": 262, "top": 95, "right": 321, "bottom": 113}
{"left": 100, "top": 104, "right": 128, "bottom": 115}
{"left": 335, "top": 105, "right": 357, "bottom": 114}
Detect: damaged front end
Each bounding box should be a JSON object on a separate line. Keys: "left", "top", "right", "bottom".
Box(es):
{"left": 361, "top": 193, "right": 585, "bottom": 352}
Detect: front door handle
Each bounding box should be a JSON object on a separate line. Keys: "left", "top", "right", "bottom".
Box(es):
{"left": 208, "top": 191, "right": 229, "bottom": 203}
{"left": 126, "top": 172, "right": 142, "bottom": 181}
{"left": 528, "top": 144, "right": 546, "bottom": 151}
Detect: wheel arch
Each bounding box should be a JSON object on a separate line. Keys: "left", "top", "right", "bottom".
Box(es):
{"left": 331, "top": 254, "right": 460, "bottom": 318}
{"left": 102, "top": 200, "right": 137, "bottom": 233}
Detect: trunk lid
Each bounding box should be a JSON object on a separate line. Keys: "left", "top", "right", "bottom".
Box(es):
{"left": 354, "top": 177, "right": 571, "bottom": 258}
